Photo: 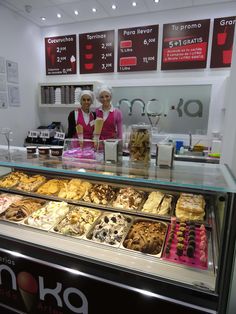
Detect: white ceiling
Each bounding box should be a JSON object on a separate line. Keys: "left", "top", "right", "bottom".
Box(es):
{"left": 0, "top": 0, "right": 235, "bottom": 27}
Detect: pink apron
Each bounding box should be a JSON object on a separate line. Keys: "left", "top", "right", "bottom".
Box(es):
{"left": 74, "top": 109, "right": 94, "bottom": 140}
{"left": 96, "top": 109, "right": 116, "bottom": 140}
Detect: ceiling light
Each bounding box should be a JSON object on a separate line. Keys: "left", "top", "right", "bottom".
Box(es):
{"left": 92, "top": 8, "right": 97, "bottom": 12}
{"left": 74, "top": 10, "right": 79, "bottom": 15}
{"left": 112, "top": 4, "right": 117, "bottom": 10}
{"left": 41, "top": 17, "right": 46, "bottom": 21}
{"left": 132, "top": 2, "right": 137, "bottom": 6}
{"left": 57, "top": 13, "right": 62, "bottom": 18}
{"left": 154, "top": 0, "right": 159, "bottom": 3}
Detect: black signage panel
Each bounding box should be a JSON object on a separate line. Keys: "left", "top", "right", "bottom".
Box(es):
{"left": 45, "top": 34, "right": 77, "bottom": 75}
{"left": 0, "top": 248, "right": 210, "bottom": 314}
{"left": 117, "top": 25, "right": 159, "bottom": 72}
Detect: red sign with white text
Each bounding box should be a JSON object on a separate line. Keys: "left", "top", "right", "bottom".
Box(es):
{"left": 45, "top": 34, "right": 77, "bottom": 75}
{"left": 162, "top": 19, "right": 210, "bottom": 70}
{"left": 210, "top": 16, "right": 236, "bottom": 68}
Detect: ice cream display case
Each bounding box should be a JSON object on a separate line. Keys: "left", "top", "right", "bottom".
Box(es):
{"left": 0, "top": 148, "right": 235, "bottom": 314}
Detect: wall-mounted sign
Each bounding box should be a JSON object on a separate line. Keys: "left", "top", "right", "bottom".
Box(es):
{"left": 210, "top": 16, "right": 236, "bottom": 68}
{"left": 45, "top": 34, "right": 77, "bottom": 75}
{"left": 79, "top": 30, "right": 114, "bottom": 74}
{"left": 117, "top": 25, "right": 158, "bottom": 72}
{"left": 162, "top": 19, "right": 210, "bottom": 70}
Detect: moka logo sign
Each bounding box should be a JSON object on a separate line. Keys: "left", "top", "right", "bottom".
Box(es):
{"left": 0, "top": 264, "right": 88, "bottom": 313}
{"left": 174, "top": 98, "right": 203, "bottom": 118}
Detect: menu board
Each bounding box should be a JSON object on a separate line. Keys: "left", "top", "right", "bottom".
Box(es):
{"left": 210, "top": 16, "right": 236, "bottom": 68}
{"left": 45, "top": 34, "right": 77, "bottom": 75}
{"left": 79, "top": 30, "right": 114, "bottom": 74}
{"left": 162, "top": 19, "right": 210, "bottom": 70}
{"left": 117, "top": 25, "right": 158, "bottom": 72}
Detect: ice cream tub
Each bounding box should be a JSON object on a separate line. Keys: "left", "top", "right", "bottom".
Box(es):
{"left": 26, "top": 146, "right": 37, "bottom": 154}
{"left": 50, "top": 146, "right": 64, "bottom": 157}
{"left": 38, "top": 146, "right": 50, "bottom": 156}
{"left": 111, "top": 186, "right": 147, "bottom": 212}
{"left": 23, "top": 201, "right": 70, "bottom": 231}
{"left": 86, "top": 212, "right": 133, "bottom": 248}
{"left": 51, "top": 206, "right": 102, "bottom": 239}
{"left": 121, "top": 218, "right": 168, "bottom": 257}
{"left": 141, "top": 193, "right": 174, "bottom": 218}
{"left": 2, "top": 197, "right": 47, "bottom": 224}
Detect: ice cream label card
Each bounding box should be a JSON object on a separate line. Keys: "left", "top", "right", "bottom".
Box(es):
{"left": 210, "top": 16, "right": 236, "bottom": 68}
{"left": 161, "top": 19, "right": 210, "bottom": 70}
{"left": 45, "top": 34, "right": 77, "bottom": 75}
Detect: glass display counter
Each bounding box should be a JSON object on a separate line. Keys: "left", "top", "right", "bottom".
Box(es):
{"left": 0, "top": 147, "right": 235, "bottom": 314}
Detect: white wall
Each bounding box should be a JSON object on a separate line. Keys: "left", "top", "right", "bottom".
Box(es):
{"left": 40, "top": 2, "right": 236, "bottom": 141}
{"left": 0, "top": 4, "right": 43, "bottom": 146}
{"left": 221, "top": 23, "right": 236, "bottom": 175}
{"left": 0, "top": 2, "right": 235, "bottom": 147}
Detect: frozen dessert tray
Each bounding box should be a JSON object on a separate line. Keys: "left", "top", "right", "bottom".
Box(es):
{"left": 161, "top": 221, "right": 210, "bottom": 270}
{"left": 0, "top": 197, "right": 47, "bottom": 224}
{"left": 121, "top": 218, "right": 168, "bottom": 258}
{"left": 140, "top": 192, "right": 175, "bottom": 218}
{"left": 22, "top": 201, "right": 71, "bottom": 231}
{"left": 86, "top": 212, "right": 133, "bottom": 248}
{"left": 50, "top": 205, "right": 102, "bottom": 239}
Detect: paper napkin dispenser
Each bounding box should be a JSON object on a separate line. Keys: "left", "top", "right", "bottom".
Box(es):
{"left": 156, "top": 143, "right": 174, "bottom": 168}
{"left": 104, "top": 139, "right": 121, "bottom": 164}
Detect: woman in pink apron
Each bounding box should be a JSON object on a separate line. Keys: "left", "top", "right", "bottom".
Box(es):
{"left": 95, "top": 85, "right": 123, "bottom": 140}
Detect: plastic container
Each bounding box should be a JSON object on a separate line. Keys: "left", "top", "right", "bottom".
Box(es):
{"left": 26, "top": 146, "right": 37, "bottom": 154}
{"left": 129, "top": 124, "right": 151, "bottom": 163}
{"left": 50, "top": 146, "right": 64, "bottom": 157}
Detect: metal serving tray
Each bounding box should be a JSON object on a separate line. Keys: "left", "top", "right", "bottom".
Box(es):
{"left": 50, "top": 205, "right": 102, "bottom": 239}
{"left": 1, "top": 197, "right": 47, "bottom": 224}
{"left": 111, "top": 187, "right": 147, "bottom": 212}
{"left": 86, "top": 211, "right": 133, "bottom": 248}
{"left": 140, "top": 193, "right": 174, "bottom": 218}
{"left": 22, "top": 201, "right": 71, "bottom": 231}
{"left": 121, "top": 218, "right": 168, "bottom": 258}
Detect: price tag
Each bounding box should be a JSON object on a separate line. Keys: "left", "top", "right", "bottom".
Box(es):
{"left": 54, "top": 132, "right": 65, "bottom": 140}
{"left": 28, "top": 130, "right": 39, "bottom": 138}
{"left": 40, "top": 130, "right": 50, "bottom": 139}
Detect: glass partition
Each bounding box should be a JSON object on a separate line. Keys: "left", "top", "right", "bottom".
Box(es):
{"left": 112, "top": 85, "right": 211, "bottom": 135}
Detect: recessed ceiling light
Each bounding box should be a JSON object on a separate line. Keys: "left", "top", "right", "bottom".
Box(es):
{"left": 132, "top": 2, "right": 137, "bottom": 6}
{"left": 112, "top": 4, "right": 117, "bottom": 10}
{"left": 92, "top": 8, "right": 97, "bottom": 12}
{"left": 41, "top": 17, "right": 46, "bottom": 21}
{"left": 154, "top": 0, "right": 159, "bottom": 3}
{"left": 57, "top": 13, "right": 62, "bottom": 18}
{"left": 74, "top": 10, "right": 79, "bottom": 15}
